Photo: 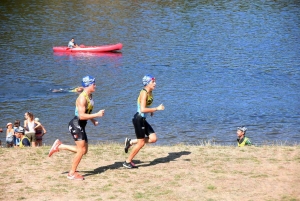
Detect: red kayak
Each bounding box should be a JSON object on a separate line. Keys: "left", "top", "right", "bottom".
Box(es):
{"left": 53, "top": 43, "right": 122, "bottom": 53}
{"left": 53, "top": 51, "right": 123, "bottom": 57}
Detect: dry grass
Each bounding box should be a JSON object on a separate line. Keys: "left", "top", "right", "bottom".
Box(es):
{"left": 0, "top": 143, "right": 299, "bottom": 201}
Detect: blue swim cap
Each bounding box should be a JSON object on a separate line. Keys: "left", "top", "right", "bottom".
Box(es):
{"left": 82, "top": 75, "right": 95, "bottom": 87}
{"left": 142, "top": 74, "right": 155, "bottom": 86}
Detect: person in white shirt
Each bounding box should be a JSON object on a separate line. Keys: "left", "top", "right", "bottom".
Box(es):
{"left": 68, "top": 38, "right": 79, "bottom": 48}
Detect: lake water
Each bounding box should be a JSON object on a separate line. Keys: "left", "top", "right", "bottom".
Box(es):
{"left": 0, "top": 0, "right": 299, "bottom": 146}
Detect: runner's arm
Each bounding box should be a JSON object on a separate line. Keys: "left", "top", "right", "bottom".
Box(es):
{"left": 140, "top": 91, "right": 164, "bottom": 113}
{"left": 90, "top": 118, "right": 99, "bottom": 126}
{"left": 77, "top": 95, "right": 104, "bottom": 120}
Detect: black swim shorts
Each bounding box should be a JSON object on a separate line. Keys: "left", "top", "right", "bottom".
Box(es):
{"left": 68, "top": 116, "right": 88, "bottom": 142}
{"left": 132, "top": 112, "right": 155, "bottom": 139}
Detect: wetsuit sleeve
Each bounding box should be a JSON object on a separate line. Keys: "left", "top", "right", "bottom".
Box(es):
{"left": 245, "top": 139, "right": 252, "bottom": 146}
{"left": 23, "top": 138, "right": 31, "bottom": 147}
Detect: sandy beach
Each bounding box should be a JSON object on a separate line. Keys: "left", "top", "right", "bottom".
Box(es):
{"left": 0, "top": 143, "right": 299, "bottom": 201}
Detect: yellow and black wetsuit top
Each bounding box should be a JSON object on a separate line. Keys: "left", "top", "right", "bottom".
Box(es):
{"left": 75, "top": 91, "right": 94, "bottom": 118}
{"left": 20, "top": 136, "right": 31, "bottom": 148}
{"left": 137, "top": 88, "right": 153, "bottom": 118}
{"left": 237, "top": 137, "right": 252, "bottom": 147}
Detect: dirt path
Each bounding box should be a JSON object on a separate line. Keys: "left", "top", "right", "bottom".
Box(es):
{"left": 0, "top": 144, "right": 299, "bottom": 201}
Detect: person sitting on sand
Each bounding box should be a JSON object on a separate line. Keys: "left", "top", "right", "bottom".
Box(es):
{"left": 237, "top": 126, "right": 252, "bottom": 147}
{"left": 15, "top": 127, "right": 30, "bottom": 147}
{"left": 68, "top": 38, "right": 79, "bottom": 48}
{"left": 13, "top": 120, "right": 22, "bottom": 147}
{"left": 6, "top": 122, "right": 14, "bottom": 148}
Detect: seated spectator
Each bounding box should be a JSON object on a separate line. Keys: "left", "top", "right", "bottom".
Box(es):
{"left": 15, "top": 128, "right": 31, "bottom": 147}
{"left": 13, "top": 120, "right": 22, "bottom": 147}
{"left": 237, "top": 126, "right": 252, "bottom": 147}
{"left": 35, "top": 118, "right": 47, "bottom": 146}
{"left": 6, "top": 122, "right": 14, "bottom": 148}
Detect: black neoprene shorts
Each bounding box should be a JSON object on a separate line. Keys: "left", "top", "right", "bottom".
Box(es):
{"left": 132, "top": 112, "right": 155, "bottom": 139}
{"left": 68, "top": 116, "right": 88, "bottom": 142}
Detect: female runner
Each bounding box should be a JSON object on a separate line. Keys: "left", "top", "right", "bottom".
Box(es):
{"left": 123, "top": 74, "right": 164, "bottom": 168}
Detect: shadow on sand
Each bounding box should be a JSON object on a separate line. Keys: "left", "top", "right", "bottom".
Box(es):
{"left": 80, "top": 151, "right": 191, "bottom": 177}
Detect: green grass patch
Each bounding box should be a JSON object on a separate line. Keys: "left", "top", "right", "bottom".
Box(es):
{"left": 250, "top": 174, "right": 268, "bottom": 178}
{"left": 207, "top": 184, "right": 216, "bottom": 190}
{"left": 281, "top": 195, "right": 298, "bottom": 201}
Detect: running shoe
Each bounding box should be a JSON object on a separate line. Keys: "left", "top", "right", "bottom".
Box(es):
{"left": 124, "top": 138, "right": 131, "bottom": 153}
{"left": 123, "top": 161, "right": 138, "bottom": 169}
{"left": 67, "top": 172, "right": 85, "bottom": 180}
{"left": 48, "top": 139, "right": 62, "bottom": 157}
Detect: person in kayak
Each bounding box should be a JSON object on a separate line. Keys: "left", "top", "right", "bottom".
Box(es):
{"left": 123, "top": 74, "right": 165, "bottom": 169}
{"left": 68, "top": 38, "right": 79, "bottom": 48}
{"left": 237, "top": 126, "right": 252, "bottom": 147}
